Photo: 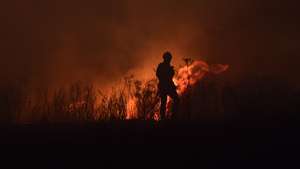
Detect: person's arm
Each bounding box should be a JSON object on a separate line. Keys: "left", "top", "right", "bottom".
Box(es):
{"left": 156, "top": 64, "right": 161, "bottom": 78}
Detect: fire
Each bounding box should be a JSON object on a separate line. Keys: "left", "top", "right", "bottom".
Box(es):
{"left": 174, "top": 60, "right": 209, "bottom": 95}
{"left": 153, "top": 112, "right": 160, "bottom": 121}
{"left": 15, "top": 57, "right": 229, "bottom": 123}
{"left": 126, "top": 98, "right": 137, "bottom": 119}
{"left": 174, "top": 60, "right": 229, "bottom": 95}
{"left": 124, "top": 59, "right": 229, "bottom": 120}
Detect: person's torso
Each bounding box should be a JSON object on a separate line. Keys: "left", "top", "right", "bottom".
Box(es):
{"left": 157, "top": 63, "right": 176, "bottom": 89}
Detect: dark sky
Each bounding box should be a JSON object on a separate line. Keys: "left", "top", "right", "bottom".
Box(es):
{"left": 0, "top": 0, "right": 299, "bottom": 89}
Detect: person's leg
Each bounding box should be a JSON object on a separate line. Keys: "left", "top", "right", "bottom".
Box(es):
{"left": 160, "top": 94, "right": 167, "bottom": 120}
{"left": 169, "top": 90, "right": 179, "bottom": 119}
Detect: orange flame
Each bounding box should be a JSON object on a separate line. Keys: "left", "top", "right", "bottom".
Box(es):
{"left": 174, "top": 60, "right": 229, "bottom": 95}
{"left": 126, "top": 98, "right": 137, "bottom": 119}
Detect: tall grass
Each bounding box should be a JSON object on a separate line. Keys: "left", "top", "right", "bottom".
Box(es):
{"left": 2, "top": 76, "right": 160, "bottom": 123}
{"left": 0, "top": 74, "right": 298, "bottom": 124}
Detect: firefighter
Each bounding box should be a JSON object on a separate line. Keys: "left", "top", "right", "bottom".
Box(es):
{"left": 156, "top": 51, "right": 179, "bottom": 120}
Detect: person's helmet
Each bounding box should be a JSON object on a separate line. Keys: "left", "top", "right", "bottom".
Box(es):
{"left": 163, "top": 51, "right": 172, "bottom": 62}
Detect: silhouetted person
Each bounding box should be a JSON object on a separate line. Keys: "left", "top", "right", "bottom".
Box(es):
{"left": 156, "top": 51, "right": 179, "bottom": 120}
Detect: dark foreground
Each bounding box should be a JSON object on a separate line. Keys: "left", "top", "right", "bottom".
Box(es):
{"left": 0, "top": 120, "right": 299, "bottom": 168}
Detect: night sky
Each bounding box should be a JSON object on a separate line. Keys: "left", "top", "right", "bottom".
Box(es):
{"left": 0, "top": 0, "right": 299, "bottom": 89}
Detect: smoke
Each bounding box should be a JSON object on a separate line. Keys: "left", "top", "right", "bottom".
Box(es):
{"left": 0, "top": 0, "right": 299, "bottom": 90}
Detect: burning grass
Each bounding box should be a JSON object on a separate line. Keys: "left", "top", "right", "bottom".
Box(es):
{"left": 0, "top": 59, "right": 230, "bottom": 124}
{"left": 14, "top": 77, "right": 161, "bottom": 123}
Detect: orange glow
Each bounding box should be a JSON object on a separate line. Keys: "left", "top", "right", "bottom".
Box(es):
{"left": 153, "top": 112, "right": 160, "bottom": 121}
{"left": 67, "top": 101, "right": 87, "bottom": 113}
{"left": 126, "top": 98, "right": 137, "bottom": 119}
{"left": 174, "top": 60, "right": 229, "bottom": 95}
{"left": 122, "top": 59, "right": 229, "bottom": 120}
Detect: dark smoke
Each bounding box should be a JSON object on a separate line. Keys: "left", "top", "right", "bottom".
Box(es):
{"left": 0, "top": 0, "right": 299, "bottom": 90}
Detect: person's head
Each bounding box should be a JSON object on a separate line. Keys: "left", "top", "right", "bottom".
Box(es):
{"left": 163, "top": 51, "right": 172, "bottom": 64}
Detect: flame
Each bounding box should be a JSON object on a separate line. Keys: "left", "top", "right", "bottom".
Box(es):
{"left": 153, "top": 112, "right": 160, "bottom": 121}
{"left": 174, "top": 60, "right": 229, "bottom": 95}
{"left": 126, "top": 98, "right": 137, "bottom": 119}
{"left": 174, "top": 60, "right": 209, "bottom": 95}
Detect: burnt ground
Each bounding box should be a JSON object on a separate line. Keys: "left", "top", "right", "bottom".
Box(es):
{"left": 0, "top": 120, "right": 299, "bottom": 168}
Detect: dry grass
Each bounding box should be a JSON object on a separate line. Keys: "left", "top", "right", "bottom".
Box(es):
{"left": 5, "top": 76, "right": 160, "bottom": 123}
{"left": 0, "top": 74, "right": 297, "bottom": 124}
